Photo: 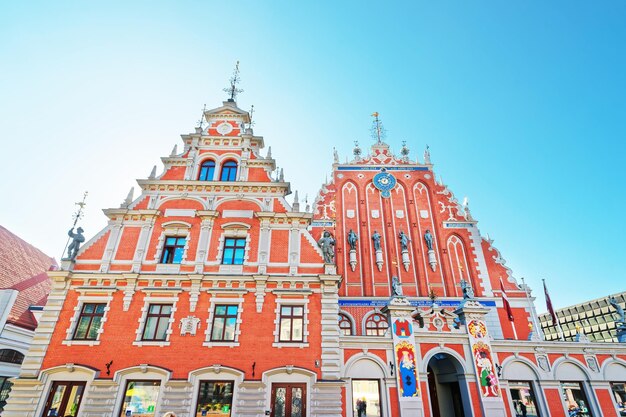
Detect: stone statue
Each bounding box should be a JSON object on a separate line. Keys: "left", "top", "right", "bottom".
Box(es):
{"left": 318, "top": 231, "right": 336, "bottom": 264}
{"left": 347, "top": 229, "right": 358, "bottom": 251}
{"left": 609, "top": 296, "right": 625, "bottom": 324}
{"left": 392, "top": 276, "right": 403, "bottom": 296}
{"left": 66, "top": 227, "right": 85, "bottom": 260}
{"left": 424, "top": 229, "right": 434, "bottom": 251}
{"left": 372, "top": 231, "right": 381, "bottom": 251}
{"left": 460, "top": 278, "right": 474, "bottom": 300}
{"left": 398, "top": 231, "right": 410, "bottom": 251}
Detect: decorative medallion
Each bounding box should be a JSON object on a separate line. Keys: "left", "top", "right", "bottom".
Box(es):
{"left": 216, "top": 122, "right": 234, "bottom": 135}
{"left": 373, "top": 169, "right": 397, "bottom": 198}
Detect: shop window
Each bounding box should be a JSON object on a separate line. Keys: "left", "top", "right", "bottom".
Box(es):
{"left": 611, "top": 382, "right": 626, "bottom": 416}
{"left": 508, "top": 381, "right": 541, "bottom": 417}
{"left": 352, "top": 380, "right": 381, "bottom": 417}
{"left": 365, "top": 313, "right": 388, "bottom": 336}
{"left": 279, "top": 305, "right": 304, "bottom": 342}
{"left": 119, "top": 380, "right": 161, "bottom": 417}
{"left": 211, "top": 305, "right": 238, "bottom": 342}
{"left": 142, "top": 304, "right": 173, "bottom": 341}
{"left": 221, "top": 238, "right": 246, "bottom": 265}
{"left": 560, "top": 381, "right": 592, "bottom": 417}
{"left": 219, "top": 160, "right": 238, "bottom": 181}
{"left": 160, "top": 237, "right": 186, "bottom": 264}
{"left": 196, "top": 380, "right": 234, "bottom": 416}
{"left": 42, "top": 381, "right": 85, "bottom": 417}
{"left": 198, "top": 160, "right": 216, "bottom": 181}
{"left": 0, "top": 377, "right": 12, "bottom": 413}
{"left": 0, "top": 349, "right": 24, "bottom": 365}
{"left": 73, "top": 303, "right": 106, "bottom": 340}
{"left": 339, "top": 313, "right": 353, "bottom": 336}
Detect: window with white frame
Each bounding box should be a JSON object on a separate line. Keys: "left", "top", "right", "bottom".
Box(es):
{"left": 64, "top": 293, "right": 113, "bottom": 346}
{"left": 73, "top": 303, "right": 106, "bottom": 340}
{"left": 204, "top": 295, "right": 244, "bottom": 347}
{"left": 142, "top": 304, "right": 173, "bottom": 341}
{"left": 134, "top": 295, "right": 178, "bottom": 346}
{"left": 272, "top": 296, "right": 310, "bottom": 347}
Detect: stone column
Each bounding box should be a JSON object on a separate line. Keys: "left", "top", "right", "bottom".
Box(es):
{"left": 382, "top": 296, "right": 424, "bottom": 417}
{"left": 455, "top": 300, "right": 508, "bottom": 417}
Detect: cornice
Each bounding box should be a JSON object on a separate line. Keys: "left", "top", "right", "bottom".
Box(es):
{"left": 136, "top": 180, "right": 290, "bottom": 194}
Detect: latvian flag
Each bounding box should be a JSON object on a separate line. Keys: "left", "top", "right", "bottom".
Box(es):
{"left": 499, "top": 277, "right": 514, "bottom": 322}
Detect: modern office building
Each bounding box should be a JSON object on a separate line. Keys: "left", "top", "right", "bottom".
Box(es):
{"left": 539, "top": 291, "right": 626, "bottom": 343}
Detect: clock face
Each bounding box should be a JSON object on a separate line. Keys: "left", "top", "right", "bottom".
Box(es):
{"left": 373, "top": 170, "right": 397, "bottom": 198}
{"left": 216, "top": 122, "right": 234, "bottom": 135}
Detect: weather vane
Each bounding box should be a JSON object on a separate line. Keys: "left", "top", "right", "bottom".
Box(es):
{"left": 370, "top": 112, "right": 386, "bottom": 144}
{"left": 248, "top": 105, "right": 255, "bottom": 129}
{"left": 62, "top": 191, "right": 88, "bottom": 261}
{"left": 223, "top": 61, "right": 243, "bottom": 102}
{"left": 197, "top": 104, "right": 207, "bottom": 129}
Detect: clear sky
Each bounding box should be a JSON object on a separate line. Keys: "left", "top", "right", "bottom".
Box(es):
{"left": 1, "top": 1, "right": 625, "bottom": 312}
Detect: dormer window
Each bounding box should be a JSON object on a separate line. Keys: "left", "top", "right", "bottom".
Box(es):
{"left": 198, "top": 160, "right": 216, "bottom": 181}
{"left": 220, "top": 160, "right": 238, "bottom": 181}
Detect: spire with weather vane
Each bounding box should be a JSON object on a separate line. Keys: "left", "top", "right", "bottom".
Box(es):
{"left": 197, "top": 104, "right": 207, "bottom": 129}
{"left": 370, "top": 112, "right": 386, "bottom": 145}
{"left": 224, "top": 61, "right": 243, "bottom": 102}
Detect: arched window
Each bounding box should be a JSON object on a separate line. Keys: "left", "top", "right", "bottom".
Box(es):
{"left": 339, "top": 313, "right": 353, "bottom": 336}
{"left": 365, "top": 313, "right": 389, "bottom": 336}
{"left": 198, "top": 160, "right": 216, "bottom": 181}
{"left": 0, "top": 349, "right": 24, "bottom": 364}
{"left": 220, "top": 160, "right": 238, "bottom": 181}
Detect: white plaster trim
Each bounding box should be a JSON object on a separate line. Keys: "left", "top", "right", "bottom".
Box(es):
{"left": 132, "top": 296, "right": 178, "bottom": 346}
{"left": 272, "top": 297, "right": 310, "bottom": 347}
{"left": 62, "top": 294, "right": 113, "bottom": 346}
{"left": 203, "top": 296, "right": 244, "bottom": 347}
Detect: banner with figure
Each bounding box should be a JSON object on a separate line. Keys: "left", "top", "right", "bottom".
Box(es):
{"left": 467, "top": 319, "right": 500, "bottom": 398}
{"left": 391, "top": 317, "right": 419, "bottom": 398}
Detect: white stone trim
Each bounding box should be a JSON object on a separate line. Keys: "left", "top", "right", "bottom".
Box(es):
{"left": 203, "top": 295, "right": 244, "bottom": 348}
{"left": 111, "top": 365, "right": 170, "bottom": 417}
{"left": 272, "top": 296, "right": 310, "bottom": 348}
{"left": 215, "top": 229, "right": 250, "bottom": 266}
{"left": 132, "top": 295, "right": 179, "bottom": 347}
{"left": 188, "top": 366, "right": 245, "bottom": 417}
{"left": 62, "top": 293, "right": 113, "bottom": 346}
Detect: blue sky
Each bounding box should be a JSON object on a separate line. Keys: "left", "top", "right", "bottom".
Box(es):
{"left": 1, "top": 1, "right": 625, "bottom": 311}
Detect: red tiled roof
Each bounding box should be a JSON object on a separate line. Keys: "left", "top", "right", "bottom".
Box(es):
{"left": 0, "top": 226, "right": 56, "bottom": 330}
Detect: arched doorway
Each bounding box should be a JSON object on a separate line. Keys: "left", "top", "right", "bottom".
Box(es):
{"left": 427, "top": 353, "right": 472, "bottom": 417}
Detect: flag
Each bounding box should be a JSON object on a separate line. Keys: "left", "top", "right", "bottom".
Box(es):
{"left": 499, "top": 277, "right": 514, "bottom": 322}
{"left": 543, "top": 279, "right": 557, "bottom": 325}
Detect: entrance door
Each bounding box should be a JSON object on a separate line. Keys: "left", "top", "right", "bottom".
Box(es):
{"left": 270, "top": 383, "right": 306, "bottom": 417}
{"left": 42, "top": 381, "right": 86, "bottom": 417}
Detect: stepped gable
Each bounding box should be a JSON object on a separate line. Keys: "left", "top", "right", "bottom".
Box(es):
{"left": 73, "top": 99, "right": 325, "bottom": 273}
{"left": 0, "top": 226, "right": 55, "bottom": 329}
{"left": 312, "top": 139, "right": 522, "bottom": 298}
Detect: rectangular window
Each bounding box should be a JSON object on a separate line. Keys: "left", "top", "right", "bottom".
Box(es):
{"left": 73, "top": 303, "right": 106, "bottom": 340}
{"left": 142, "top": 304, "right": 173, "bottom": 341}
{"left": 0, "top": 377, "right": 13, "bottom": 413}
{"left": 611, "top": 383, "right": 626, "bottom": 416}
{"left": 221, "top": 238, "right": 246, "bottom": 265}
{"left": 279, "top": 306, "right": 304, "bottom": 342}
{"left": 560, "top": 382, "right": 593, "bottom": 417}
{"left": 119, "top": 380, "right": 160, "bottom": 417}
{"left": 211, "top": 305, "right": 238, "bottom": 342}
{"left": 160, "top": 237, "right": 186, "bottom": 264}
{"left": 508, "top": 381, "right": 541, "bottom": 417}
{"left": 351, "top": 380, "right": 381, "bottom": 417}
{"left": 42, "top": 381, "right": 85, "bottom": 417}
{"left": 196, "top": 380, "right": 234, "bottom": 416}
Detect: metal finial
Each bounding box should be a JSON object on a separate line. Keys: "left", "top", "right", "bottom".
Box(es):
{"left": 72, "top": 191, "right": 88, "bottom": 225}
{"left": 223, "top": 61, "right": 244, "bottom": 102}
{"left": 370, "top": 112, "right": 387, "bottom": 144}
{"left": 197, "top": 104, "right": 207, "bottom": 128}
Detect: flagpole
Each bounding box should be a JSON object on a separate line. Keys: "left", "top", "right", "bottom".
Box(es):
{"left": 511, "top": 319, "right": 518, "bottom": 340}
{"left": 521, "top": 277, "right": 544, "bottom": 340}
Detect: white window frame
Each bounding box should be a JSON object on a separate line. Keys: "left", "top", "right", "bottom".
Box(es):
{"left": 154, "top": 222, "right": 191, "bottom": 273}
{"left": 272, "top": 293, "right": 310, "bottom": 348}
{"left": 133, "top": 294, "right": 179, "bottom": 347}
{"left": 216, "top": 227, "right": 251, "bottom": 273}
{"left": 203, "top": 292, "right": 245, "bottom": 348}
{"left": 62, "top": 289, "right": 114, "bottom": 346}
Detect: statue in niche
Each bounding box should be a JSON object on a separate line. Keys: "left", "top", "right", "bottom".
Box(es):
{"left": 398, "top": 230, "right": 410, "bottom": 251}
{"left": 66, "top": 227, "right": 85, "bottom": 260}
{"left": 392, "top": 276, "right": 403, "bottom": 297}
{"left": 347, "top": 229, "right": 358, "bottom": 251}
{"left": 318, "top": 231, "right": 336, "bottom": 264}
{"left": 372, "top": 231, "right": 381, "bottom": 251}
{"left": 460, "top": 278, "right": 475, "bottom": 300}
{"left": 424, "top": 229, "right": 434, "bottom": 251}
{"left": 609, "top": 296, "right": 625, "bottom": 324}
